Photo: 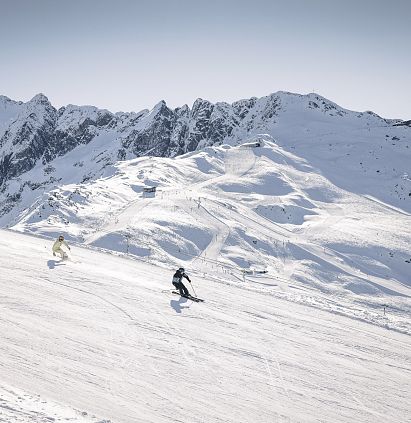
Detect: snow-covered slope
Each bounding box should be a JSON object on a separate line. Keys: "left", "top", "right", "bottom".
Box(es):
{"left": 1, "top": 230, "right": 410, "bottom": 423}
{"left": 3, "top": 136, "right": 410, "bottom": 333}
{"left": 1, "top": 87, "right": 410, "bottom": 423}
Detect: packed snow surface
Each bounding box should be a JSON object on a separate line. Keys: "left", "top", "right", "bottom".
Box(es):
{"left": 0, "top": 230, "right": 410, "bottom": 422}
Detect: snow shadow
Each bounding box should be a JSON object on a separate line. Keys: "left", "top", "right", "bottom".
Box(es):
{"left": 170, "top": 297, "right": 189, "bottom": 314}
{"left": 130, "top": 184, "right": 143, "bottom": 194}
{"left": 47, "top": 259, "right": 66, "bottom": 269}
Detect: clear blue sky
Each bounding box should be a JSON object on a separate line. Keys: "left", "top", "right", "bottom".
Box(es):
{"left": 0, "top": 0, "right": 410, "bottom": 119}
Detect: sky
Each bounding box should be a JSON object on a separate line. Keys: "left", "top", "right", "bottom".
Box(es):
{"left": 0, "top": 0, "right": 410, "bottom": 119}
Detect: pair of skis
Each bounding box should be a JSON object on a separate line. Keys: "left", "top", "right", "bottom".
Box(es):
{"left": 171, "top": 291, "right": 204, "bottom": 303}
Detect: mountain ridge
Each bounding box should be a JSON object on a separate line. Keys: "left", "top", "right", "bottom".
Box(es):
{"left": 1, "top": 89, "right": 410, "bottom": 229}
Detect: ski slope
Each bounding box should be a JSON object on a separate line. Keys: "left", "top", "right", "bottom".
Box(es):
{"left": 6, "top": 139, "right": 411, "bottom": 335}
{"left": 1, "top": 230, "right": 410, "bottom": 422}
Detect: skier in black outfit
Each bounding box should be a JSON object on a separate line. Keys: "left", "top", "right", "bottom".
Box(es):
{"left": 172, "top": 267, "right": 191, "bottom": 297}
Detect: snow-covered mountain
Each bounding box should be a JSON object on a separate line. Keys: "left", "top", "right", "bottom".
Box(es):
{"left": 1, "top": 91, "right": 410, "bottom": 215}
{"left": 1, "top": 91, "right": 410, "bottom": 324}
{"left": 0, "top": 91, "right": 257, "bottom": 188}
{"left": 1, "top": 230, "right": 410, "bottom": 423}
{"left": 1, "top": 91, "right": 410, "bottom": 422}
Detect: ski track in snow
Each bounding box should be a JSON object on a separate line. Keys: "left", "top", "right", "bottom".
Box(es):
{"left": 0, "top": 383, "right": 105, "bottom": 422}
{"left": 1, "top": 230, "right": 410, "bottom": 423}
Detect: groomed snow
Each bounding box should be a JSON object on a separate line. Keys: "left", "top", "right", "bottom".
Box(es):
{"left": 0, "top": 230, "right": 410, "bottom": 422}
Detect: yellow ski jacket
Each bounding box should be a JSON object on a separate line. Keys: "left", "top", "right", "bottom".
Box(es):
{"left": 52, "top": 239, "right": 70, "bottom": 253}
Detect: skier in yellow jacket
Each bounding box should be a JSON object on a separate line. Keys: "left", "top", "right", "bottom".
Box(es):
{"left": 52, "top": 235, "right": 71, "bottom": 259}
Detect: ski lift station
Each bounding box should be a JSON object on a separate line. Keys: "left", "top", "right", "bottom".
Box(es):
{"left": 239, "top": 134, "right": 270, "bottom": 148}
{"left": 143, "top": 186, "right": 157, "bottom": 193}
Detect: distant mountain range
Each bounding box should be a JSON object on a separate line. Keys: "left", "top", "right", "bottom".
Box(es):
{"left": 0, "top": 91, "right": 410, "bottom": 224}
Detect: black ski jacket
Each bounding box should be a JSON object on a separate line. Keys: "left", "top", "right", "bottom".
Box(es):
{"left": 172, "top": 270, "right": 191, "bottom": 284}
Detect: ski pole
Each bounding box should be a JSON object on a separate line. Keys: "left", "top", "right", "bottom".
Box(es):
{"left": 189, "top": 280, "right": 197, "bottom": 297}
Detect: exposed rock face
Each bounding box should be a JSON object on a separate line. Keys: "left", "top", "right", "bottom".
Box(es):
{"left": 0, "top": 94, "right": 57, "bottom": 184}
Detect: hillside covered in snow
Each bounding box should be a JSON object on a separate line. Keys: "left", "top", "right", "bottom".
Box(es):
{"left": 1, "top": 92, "right": 410, "bottom": 333}
{"left": 1, "top": 230, "right": 410, "bottom": 422}
{"left": 0, "top": 89, "right": 410, "bottom": 422}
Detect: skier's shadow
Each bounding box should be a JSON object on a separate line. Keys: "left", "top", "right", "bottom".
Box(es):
{"left": 47, "top": 259, "right": 66, "bottom": 269}
{"left": 170, "top": 297, "right": 189, "bottom": 314}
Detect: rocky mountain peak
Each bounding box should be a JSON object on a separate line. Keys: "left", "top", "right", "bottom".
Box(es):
{"left": 29, "top": 93, "right": 51, "bottom": 106}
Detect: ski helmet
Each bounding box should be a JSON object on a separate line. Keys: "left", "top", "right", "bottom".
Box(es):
{"left": 58, "top": 235, "right": 64, "bottom": 241}
{"left": 179, "top": 267, "right": 185, "bottom": 272}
